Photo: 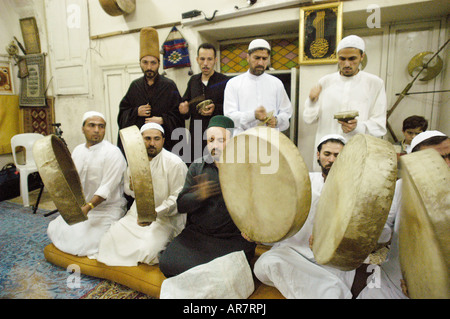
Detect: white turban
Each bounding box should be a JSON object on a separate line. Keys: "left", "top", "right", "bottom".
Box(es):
{"left": 248, "top": 39, "right": 271, "bottom": 52}
{"left": 337, "top": 35, "right": 365, "bottom": 53}
{"left": 318, "top": 134, "right": 346, "bottom": 148}
{"left": 82, "top": 111, "right": 106, "bottom": 124}
{"left": 409, "top": 130, "right": 447, "bottom": 153}
{"left": 140, "top": 123, "right": 165, "bottom": 135}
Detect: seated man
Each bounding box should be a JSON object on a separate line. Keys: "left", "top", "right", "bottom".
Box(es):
{"left": 159, "top": 115, "right": 256, "bottom": 278}
{"left": 96, "top": 123, "right": 188, "bottom": 266}
{"left": 253, "top": 134, "right": 356, "bottom": 299}
{"left": 47, "top": 111, "right": 127, "bottom": 257}
{"left": 357, "top": 130, "right": 449, "bottom": 299}
{"left": 393, "top": 115, "right": 428, "bottom": 156}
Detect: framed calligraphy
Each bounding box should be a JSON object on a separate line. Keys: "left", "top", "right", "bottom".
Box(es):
{"left": 299, "top": 2, "right": 343, "bottom": 65}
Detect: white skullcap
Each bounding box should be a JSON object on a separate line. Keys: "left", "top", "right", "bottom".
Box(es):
{"left": 248, "top": 39, "right": 271, "bottom": 52}
{"left": 82, "top": 111, "right": 105, "bottom": 123}
{"left": 408, "top": 130, "right": 447, "bottom": 153}
{"left": 318, "top": 134, "right": 346, "bottom": 148}
{"left": 140, "top": 123, "right": 165, "bottom": 134}
{"left": 337, "top": 35, "right": 365, "bottom": 53}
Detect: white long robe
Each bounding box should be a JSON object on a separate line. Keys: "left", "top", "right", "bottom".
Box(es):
{"left": 224, "top": 71, "right": 292, "bottom": 135}
{"left": 357, "top": 179, "right": 408, "bottom": 299}
{"left": 96, "top": 149, "right": 188, "bottom": 266}
{"left": 47, "top": 140, "right": 127, "bottom": 257}
{"left": 303, "top": 71, "right": 387, "bottom": 171}
{"left": 254, "top": 172, "right": 355, "bottom": 299}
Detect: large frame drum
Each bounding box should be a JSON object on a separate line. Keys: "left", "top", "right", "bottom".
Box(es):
{"left": 399, "top": 148, "right": 449, "bottom": 299}
{"left": 219, "top": 127, "right": 311, "bottom": 243}
{"left": 312, "top": 134, "right": 397, "bottom": 270}
{"left": 33, "top": 135, "right": 87, "bottom": 225}
{"left": 119, "top": 125, "right": 156, "bottom": 226}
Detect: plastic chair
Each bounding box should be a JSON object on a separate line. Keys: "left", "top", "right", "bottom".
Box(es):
{"left": 10, "top": 133, "right": 45, "bottom": 207}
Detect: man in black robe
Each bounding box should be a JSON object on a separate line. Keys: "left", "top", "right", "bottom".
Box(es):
{"left": 117, "top": 27, "right": 184, "bottom": 154}
{"left": 159, "top": 115, "right": 256, "bottom": 278}
{"left": 178, "top": 43, "right": 229, "bottom": 164}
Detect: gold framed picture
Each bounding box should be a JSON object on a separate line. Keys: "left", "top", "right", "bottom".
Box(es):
{"left": 20, "top": 17, "right": 41, "bottom": 54}
{"left": 299, "top": 2, "right": 343, "bottom": 65}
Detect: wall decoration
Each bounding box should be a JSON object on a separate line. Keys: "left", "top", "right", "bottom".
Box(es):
{"left": 22, "top": 96, "right": 55, "bottom": 136}
{"left": 299, "top": 2, "right": 343, "bottom": 65}
{"left": 19, "top": 17, "right": 41, "bottom": 54}
{"left": 19, "top": 54, "right": 46, "bottom": 108}
{"left": 161, "top": 26, "right": 192, "bottom": 72}
{"left": 0, "top": 62, "right": 14, "bottom": 94}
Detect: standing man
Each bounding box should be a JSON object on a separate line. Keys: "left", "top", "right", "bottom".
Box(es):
{"left": 178, "top": 43, "right": 229, "bottom": 164}
{"left": 96, "top": 123, "right": 188, "bottom": 266}
{"left": 303, "top": 35, "right": 387, "bottom": 169}
{"left": 223, "top": 39, "right": 292, "bottom": 135}
{"left": 117, "top": 27, "right": 184, "bottom": 153}
{"left": 159, "top": 115, "right": 256, "bottom": 278}
{"left": 254, "top": 134, "right": 356, "bottom": 299}
{"left": 47, "top": 111, "right": 127, "bottom": 257}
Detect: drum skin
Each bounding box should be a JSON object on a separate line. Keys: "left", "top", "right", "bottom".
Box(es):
{"left": 312, "top": 134, "right": 397, "bottom": 271}
{"left": 399, "top": 149, "right": 449, "bottom": 299}
{"left": 219, "top": 127, "right": 311, "bottom": 243}
{"left": 33, "top": 135, "right": 87, "bottom": 225}
{"left": 119, "top": 125, "right": 156, "bottom": 226}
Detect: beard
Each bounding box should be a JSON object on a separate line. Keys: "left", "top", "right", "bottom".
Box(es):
{"left": 144, "top": 70, "right": 157, "bottom": 80}
{"left": 318, "top": 160, "right": 332, "bottom": 176}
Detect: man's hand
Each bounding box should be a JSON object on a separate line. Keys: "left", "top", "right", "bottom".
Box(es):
{"left": 255, "top": 106, "right": 268, "bottom": 121}
{"left": 191, "top": 174, "right": 221, "bottom": 201}
{"left": 138, "top": 104, "right": 151, "bottom": 117}
{"left": 338, "top": 119, "right": 357, "bottom": 133}
{"left": 179, "top": 101, "right": 189, "bottom": 115}
{"left": 145, "top": 116, "right": 163, "bottom": 125}
{"left": 309, "top": 85, "right": 322, "bottom": 102}
{"left": 200, "top": 103, "right": 215, "bottom": 116}
{"left": 266, "top": 116, "right": 277, "bottom": 128}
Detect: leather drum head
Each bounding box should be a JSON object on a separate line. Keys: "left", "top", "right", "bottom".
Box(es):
{"left": 399, "top": 149, "right": 450, "bottom": 299}
{"left": 119, "top": 125, "right": 156, "bottom": 225}
{"left": 312, "top": 134, "right": 397, "bottom": 270}
{"left": 33, "top": 135, "right": 87, "bottom": 225}
{"left": 219, "top": 127, "right": 311, "bottom": 243}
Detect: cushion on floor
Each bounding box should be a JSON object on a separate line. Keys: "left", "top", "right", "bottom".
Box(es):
{"left": 43, "top": 243, "right": 284, "bottom": 299}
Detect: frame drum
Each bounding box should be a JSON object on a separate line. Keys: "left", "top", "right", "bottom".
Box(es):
{"left": 99, "top": 0, "right": 136, "bottom": 16}
{"left": 399, "top": 149, "right": 449, "bottom": 299}
{"left": 219, "top": 127, "right": 311, "bottom": 243}
{"left": 33, "top": 135, "right": 87, "bottom": 225}
{"left": 119, "top": 125, "right": 156, "bottom": 226}
{"left": 312, "top": 134, "right": 397, "bottom": 270}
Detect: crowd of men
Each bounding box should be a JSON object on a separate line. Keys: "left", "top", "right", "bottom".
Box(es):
{"left": 45, "top": 29, "right": 449, "bottom": 299}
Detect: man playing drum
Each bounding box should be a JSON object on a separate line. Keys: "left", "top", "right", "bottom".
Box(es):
{"left": 159, "top": 115, "right": 256, "bottom": 278}
{"left": 253, "top": 134, "right": 357, "bottom": 299}
{"left": 357, "top": 130, "right": 450, "bottom": 299}
{"left": 47, "top": 111, "right": 127, "bottom": 257}
{"left": 223, "top": 39, "right": 292, "bottom": 135}
{"left": 303, "top": 35, "right": 387, "bottom": 171}
{"left": 96, "top": 123, "right": 188, "bottom": 266}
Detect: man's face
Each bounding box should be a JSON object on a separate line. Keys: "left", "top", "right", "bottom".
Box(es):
{"left": 206, "top": 126, "right": 231, "bottom": 162}
{"left": 247, "top": 49, "right": 270, "bottom": 76}
{"left": 142, "top": 129, "right": 165, "bottom": 159}
{"left": 338, "top": 48, "right": 364, "bottom": 77}
{"left": 82, "top": 116, "right": 106, "bottom": 146}
{"left": 317, "top": 141, "right": 344, "bottom": 176}
{"left": 403, "top": 127, "right": 424, "bottom": 145}
{"left": 140, "top": 55, "right": 159, "bottom": 81}
{"left": 197, "top": 48, "right": 216, "bottom": 78}
{"left": 419, "top": 138, "right": 450, "bottom": 167}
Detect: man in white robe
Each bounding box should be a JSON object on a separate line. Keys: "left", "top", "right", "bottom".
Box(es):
{"left": 96, "top": 123, "right": 188, "bottom": 266}
{"left": 47, "top": 111, "right": 127, "bottom": 257}
{"left": 224, "top": 39, "right": 292, "bottom": 135}
{"left": 357, "top": 130, "right": 449, "bottom": 299}
{"left": 254, "top": 134, "right": 356, "bottom": 299}
{"left": 303, "top": 35, "right": 387, "bottom": 171}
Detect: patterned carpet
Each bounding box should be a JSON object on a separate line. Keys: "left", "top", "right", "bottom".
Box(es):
{"left": 0, "top": 201, "right": 152, "bottom": 299}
